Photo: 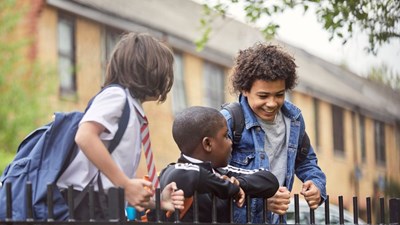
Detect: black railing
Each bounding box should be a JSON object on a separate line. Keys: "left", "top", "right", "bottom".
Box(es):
{"left": 1, "top": 182, "right": 399, "bottom": 224}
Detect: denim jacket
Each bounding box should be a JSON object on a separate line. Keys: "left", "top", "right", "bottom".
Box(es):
{"left": 220, "top": 95, "right": 326, "bottom": 224}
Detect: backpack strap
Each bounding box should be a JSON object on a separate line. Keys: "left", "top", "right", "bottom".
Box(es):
{"left": 221, "top": 102, "right": 244, "bottom": 146}
{"left": 295, "top": 132, "right": 310, "bottom": 166}
{"left": 73, "top": 85, "right": 130, "bottom": 214}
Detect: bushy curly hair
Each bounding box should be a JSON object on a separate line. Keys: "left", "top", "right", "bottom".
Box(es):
{"left": 230, "top": 43, "right": 298, "bottom": 93}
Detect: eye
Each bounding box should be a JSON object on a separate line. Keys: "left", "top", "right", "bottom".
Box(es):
{"left": 277, "top": 93, "right": 285, "bottom": 97}
{"left": 224, "top": 133, "right": 230, "bottom": 139}
{"left": 258, "top": 95, "right": 268, "bottom": 99}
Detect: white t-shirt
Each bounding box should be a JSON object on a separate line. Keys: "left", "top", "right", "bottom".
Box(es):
{"left": 57, "top": 87, "right": 144, "bottom": 191}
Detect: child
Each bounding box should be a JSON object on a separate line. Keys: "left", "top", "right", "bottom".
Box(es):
{"left": 221, "top": 43, "right": 327, "bottom": 223}
{"left": 148, "top": 106, "right": 279, "bottom": 223}
{"left": 56, "top": 33, "right": 184, "bottom": 220}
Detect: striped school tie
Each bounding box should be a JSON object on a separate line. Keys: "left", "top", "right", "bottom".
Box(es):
{"left": 139, "top": 115, "right": 160, "bottom": 189}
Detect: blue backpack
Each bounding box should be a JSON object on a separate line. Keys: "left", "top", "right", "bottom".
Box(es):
{"left": 0, "top": 85, "right": 130, "bottom": 221}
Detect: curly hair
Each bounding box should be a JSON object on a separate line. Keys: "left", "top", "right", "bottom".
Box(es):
{"left": 230, "top": 43, "right": 298, "bottom": 93}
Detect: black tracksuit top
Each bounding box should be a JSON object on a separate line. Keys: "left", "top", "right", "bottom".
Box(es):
{"left": 150, "top": 155, "right": 279, "bottom": 223}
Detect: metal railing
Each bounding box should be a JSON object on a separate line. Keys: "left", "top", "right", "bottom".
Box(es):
{"left": 1, "top": 182, "right": 399, "bottom": 224}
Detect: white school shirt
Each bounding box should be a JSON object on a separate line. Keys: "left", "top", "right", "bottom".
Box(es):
{"left": 57, "top": 86, "right": 143, "bottom": 191}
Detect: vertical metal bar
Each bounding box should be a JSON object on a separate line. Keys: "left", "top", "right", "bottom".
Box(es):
{"left": 310, "top": 208, "right": 315, "bottom": 224}
{"left": 26, "top": 182, "right": 33, "bottom": 222}
{"left": 353, "top": 196, "right": 359, "bottom": 224}
{"left": 389, "top": 198, "right": 400, "bottom": 224}
{"left": 89, "top": 185, "right": 95, "bottom": 222}
{"left": 5, "top": 182, "right": 12, "bottom": 222}
{"left": 263, "top": 198, "right": 267, "bottom": 224}
{"left": 294, "top": 194, "right": 300, "bottom": 224}
{"left": 174, "top": 189, "right": 180, "bottom": 223}
{"left": 47, "top": 183, "right": 54, "bottom": 222}
{"left": 279, "top": 215, "right": 284, "bottom": 224}
{"left": 118, "top": 187, "right": 126, "bottom": 222}
{"left": 366, "top": 197, "right": 372, "bottom": 224}
{"left": 246, "top": 196, "right": 251, "bottom": 223}
{"left": 230, "top": 197, "right": 234, "bottom": 223}
{"left": 174, "top": 208, "right": 181, "bottom": 223}
{"left": 212, "top": 194, "right": 217, "bottom": 224}
{"left": 379, "top": 197, "right": 385, "bottom": 224}
{"left": 67, "top": 185, "right": 75, "bottom": 222}
{"left": 108, "top": 187, "right": 119, "bottom": 222}
{"left": 193, "top": 191, "right": 199, "bottom": 223}
{"left": 339, "top": 196, "right": 344, "bottom": 225}
{"left": 325, "top": 195, "right": 330, "bottom": 225}
{"left": 155, "top": 188, "right": 161, "bottom": 223}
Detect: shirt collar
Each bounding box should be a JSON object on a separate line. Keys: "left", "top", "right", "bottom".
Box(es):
{"left": 182, "top": 154, "right": 203, "bottom": 163}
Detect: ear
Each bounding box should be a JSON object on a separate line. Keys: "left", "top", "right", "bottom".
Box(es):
{"left": 242, "top": 90, "right": 249, "bottom": 97}
{"left": 202, "top": 137, "right": 212, "bottom": 153}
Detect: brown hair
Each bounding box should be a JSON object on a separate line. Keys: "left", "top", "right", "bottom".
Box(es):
{"left": 230, "top": 43, "right": 298, "bottom": 93}
{"left": 104, "top": 33, "right": 174, "bottom": 103}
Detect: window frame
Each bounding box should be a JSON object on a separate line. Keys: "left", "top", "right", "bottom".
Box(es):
{"left": 57, "top": 13, "right": 76, "bottom": 100}
{"left": 203, "top": 61, "right": 225, "bottom": 109}
{"left": 171, "top": 52, "right": 187, "bottom": 115}
{"left": 332, "top": 105, "right": 344, "bottom": 156}
{"left": 374, "top": 120, "right": 386, "bottom": 166}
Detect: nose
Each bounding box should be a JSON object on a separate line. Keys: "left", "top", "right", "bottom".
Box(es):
{"left": 265, "top": 96, "right": 277, "bottom": 108}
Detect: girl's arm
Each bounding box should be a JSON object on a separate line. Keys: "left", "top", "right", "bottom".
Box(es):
{"left": 75, "top": 121, "right": 154, "bottom": 211}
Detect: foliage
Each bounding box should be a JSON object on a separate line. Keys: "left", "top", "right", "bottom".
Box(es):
{"left": 197, "top": 0, "right": 400, "bottom": 55}
{"left": 367, "top": 64, "right": 400, "bottom": 92}
{"left": 0, "top": 151, "right": 15, "bottom": 175}
{"left": 0, "top": 0, "right": 48, "bottom": 156}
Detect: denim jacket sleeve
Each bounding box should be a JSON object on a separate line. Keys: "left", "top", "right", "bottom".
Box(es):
{"left": 295, "top": 117, "right": 327, "bottom": 204}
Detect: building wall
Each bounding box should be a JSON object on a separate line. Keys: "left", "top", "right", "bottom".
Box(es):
{"left": 75, "top": 17, "right": 103, "bottom": 104}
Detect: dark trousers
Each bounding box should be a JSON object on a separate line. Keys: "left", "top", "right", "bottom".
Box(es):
{"left": 61, "top": 189, "right": 109, "bottom": 221}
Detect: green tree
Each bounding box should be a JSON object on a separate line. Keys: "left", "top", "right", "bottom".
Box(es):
{"left": 197, "top": 0, "right": 400, "bottom": 55}
{"left": 0, "top": 0, "right": 49, "bottom": 171}
{"left": 367, "top": 64, "right": 400, "bottom": 91}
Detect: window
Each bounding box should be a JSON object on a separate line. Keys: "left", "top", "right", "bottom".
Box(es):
{"left": 203, "top": 61, "right": 225, "bottom": 109}
{"left": 172, "top": 52, "right": 187, "bottom": 114}
{"left": 359, "top": 115, "right": 366, "bottom": 163}
{"left": 57, "top": 14, "right": 76, "bottom": 99}
{"left": 374, "top": 120, "right": 386, "bottom": 165}
{"left": 313, "top": 98, "right": 320, "bottom": 149}
{"left": 332, "top": 105, "right": 344, "bottom": 155}
{"left": 103, "top": 28, "right": 123, "bottom": 82}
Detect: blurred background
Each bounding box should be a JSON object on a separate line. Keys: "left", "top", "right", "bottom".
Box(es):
{"left": 0, "top": 0, "right": 399, "bottom": 223}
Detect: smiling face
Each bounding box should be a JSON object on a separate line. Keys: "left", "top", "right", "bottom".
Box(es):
{"left": 243, "top": 79, "right": 286, "bottom": 122}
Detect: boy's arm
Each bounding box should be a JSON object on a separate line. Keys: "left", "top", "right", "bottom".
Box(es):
{"left": 236, "top": 170, "right": 279, "bottom": 198}
{"left": 161, "top": 163, "right": 240, "bottom": 199}
{"left": 217, "top": 166, "right": 279, "bottom": 198}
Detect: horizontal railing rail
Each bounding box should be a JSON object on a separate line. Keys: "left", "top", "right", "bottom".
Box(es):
{"left": 1, "top": 182, "right": 399, "bottom": 224}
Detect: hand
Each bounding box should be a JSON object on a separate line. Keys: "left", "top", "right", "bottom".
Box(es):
{"left": 160, "top": 182, "right": 185, "bottom": 211}
{"left": 301, "top": 180, "right": 321, "bottom": 209}
{"left": 221, "top": 175, "right": 240, "bottom": 186}
{"left": 267, "top": 186, "right": 290, "bottom": 215}
{"left": 124, "top": 178, "right": 154, "bottom": 212}
{"left": 221, "top": 175, "right": 244, "bottom": 207}
{"left": 234, "top": 187, "right": 245, "bottom": 207}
